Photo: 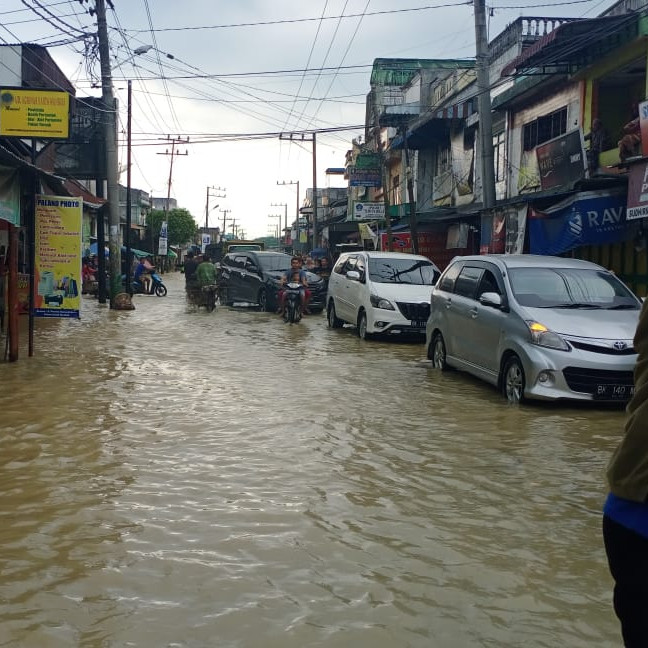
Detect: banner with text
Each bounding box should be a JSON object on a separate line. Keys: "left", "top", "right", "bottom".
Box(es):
{"left": 0, "top": 88, "right": 70, "bottom": 138}
{"left": 159, "top": 221, "right": 169, "bottom": 255}
{"left": 34, "top": 195, "right": 82, "bottom": 318}
{"left": 529, "top": 190, "right": 630, "bottom": 255}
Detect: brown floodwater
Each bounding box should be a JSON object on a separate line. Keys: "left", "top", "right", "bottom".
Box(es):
{"left": 0, "top": 272, "right": 626, "bottom": 647}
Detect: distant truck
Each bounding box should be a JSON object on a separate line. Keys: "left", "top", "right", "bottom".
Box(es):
{"left": 205, "top": 240, "right": 264, "bottom": 263}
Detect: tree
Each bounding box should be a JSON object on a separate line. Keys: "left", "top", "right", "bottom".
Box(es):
{"left": 147, "top": 208, "right": 197, "bottom": 247}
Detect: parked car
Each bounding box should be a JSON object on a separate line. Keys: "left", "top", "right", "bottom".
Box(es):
{"left": 326, "top": 251, "right": 440, "bottom": 339}
{"left": 426, "top": 254, "right": 642, "bottom": 404}
{"left": 219, "top": 251, "right": 326, "bottom": 312}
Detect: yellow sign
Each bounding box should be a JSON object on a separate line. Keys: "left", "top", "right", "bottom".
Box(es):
{"left": 0, "top": 89, "right": 70, "bottom": 138}
{"left": 34, "top": 195, "right": 82, "bottom": 318}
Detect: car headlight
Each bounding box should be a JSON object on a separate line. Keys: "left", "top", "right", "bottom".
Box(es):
{"left": 370, "top": 294, "right": 395, "bottom": 310}
{"left": 526, "top": 321, "right": 570, "bottom": 351}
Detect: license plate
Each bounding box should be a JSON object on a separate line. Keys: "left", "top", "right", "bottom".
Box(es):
{"left": 593, "top": 384, "right": 635, "bottom": 400}
{"left": 411, "top": 320, "right": 426, "bottom": 329}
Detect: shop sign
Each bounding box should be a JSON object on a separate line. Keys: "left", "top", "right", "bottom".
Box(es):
{"left": 627, "top": 160, "right": 648, "bottom": 220}
{"left": 159, "top": 221, "right": 169, "bottom": 255}
{"left": 0, "top": 88, "right": 70, "bottom": 138}
{"left": 380, "top": 232, "right": 411, "bottom": 252}
{"left": 535, "top": 129, "right": 586, "bottom": 191}
{"left": 34, "top": 195, "right": 82, "bottom": 318}
{"left": 353, "top": 202, "right": 385, "bottom": 220}
{"left": 639, "top": 100, "right": 648, "bottom": 157}
{"left": 529, "top": 190, "right": 629, "bottom": 255}
{"left": 349, "top": 169, "right": 381, "bottom": 187}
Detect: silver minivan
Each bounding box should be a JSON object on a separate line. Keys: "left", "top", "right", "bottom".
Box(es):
{"left": 426, "top": 254, "right": 642, "bottom": 404}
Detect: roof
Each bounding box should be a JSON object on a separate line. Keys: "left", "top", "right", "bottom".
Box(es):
{"left": 455, "top": 254, "right": 603, "bottom": 269}
{"left": 501, "top": 12, "right": 639, "bottom": 76}
{"left": 370, "top": 58, "right": 475, "bottom": 86}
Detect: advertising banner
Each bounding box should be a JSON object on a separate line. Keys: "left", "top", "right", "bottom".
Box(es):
{"left": 200, "top": 232, "right": 210, "bottom": 253}
{"left": 529, "top": 190, "right": 630, "bottom": 255}
{"left": 627, "top": 160, "right": 648, "bottom": 220}
{"left": 380, "top": 232, "right": 412, "bottom": 252}
{"left": 34, "top": 195, "right": 82, "bottom": 318}
{"left": 0, "top": 88, "right": 70, "bottom": 138}
{"left": 159, "top": 221, "right": 169, "bottom": 255}
{"left": 0, "top": 166, "right": 20, "bottom": 225}
{"left": 353, "top": 202, "right": 385, "bottom": 220}
{"left": 535, "top": 129, "right": 586, "bottom": 191}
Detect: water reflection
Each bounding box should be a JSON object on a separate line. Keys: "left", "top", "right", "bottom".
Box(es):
{"left": 0, "top": 273, "right": 625, "bottom": 646}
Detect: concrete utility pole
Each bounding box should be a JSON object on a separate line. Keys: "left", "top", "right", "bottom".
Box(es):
{"left": 270, "top": 202, "right": 287, "bottom": 249}
{"left": 279, "top": 133, "right": 317, "bottom": 249}
{"left": 373, "top": 89, "right": 393, "bottom": 251}
{"left": 205, "top": 185, "right": 226, "bottom": 228}
{"left": 95, "top": 0, "right": 122, "bottom": 305}
{"left": 404, "top": 136, "right": 420, "bottom": 255}
{"left": 277, "top": 180, "right": 300, "bottom": 249}
{"left": 157, "top": 136, "right": 189, "bottom": 212}
{"left": 219, "top": 209, "right": 231, "bottom": 235}
{"left": 474, "top": 0, "right": 496, "bottom": 210}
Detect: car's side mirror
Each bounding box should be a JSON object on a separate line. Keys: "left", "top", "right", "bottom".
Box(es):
{"left": 346, "top": 270, "right": 361, "bottom": 281}
{"left": 479, "top": 292, "right": 503, "bottom": 308}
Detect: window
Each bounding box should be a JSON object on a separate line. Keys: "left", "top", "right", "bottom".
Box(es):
{"left": 454, "top": 266, "right": 483, "bottom": 298}
{"left": 464, "top": 128, "right": 476, "bottom": 151}
{"left": 367, "top": 257, "right": 438, "bottom": 285}
{"left": 477, "top": 269, "right": 500, "bottom": 298}
{"left": 493, "top": 132, "right": 506, "bottom": 182}
{"left": 436, "top": 146, "right": 451, "bottom": 175}
{"left": 438, "top": 262, "right": 462, "bottom": 292}
{"left": 523, "top": 107, "right": 567, "bottom": 151}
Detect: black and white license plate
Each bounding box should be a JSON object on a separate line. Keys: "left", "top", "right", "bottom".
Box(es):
{"left": 411, "top": 320, "right": 427, "bottom": 329}
{"left": 593, "top": 384, "right": 635, "bottom": 400}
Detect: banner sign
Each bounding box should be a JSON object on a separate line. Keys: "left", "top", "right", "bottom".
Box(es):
{"left": 380, "top": 232, "right": 412, "bottom": 253}
{"left": 535, "top": 129, "right": 586, "bottom": 191}
{"left": 349, "top": 169, "right": 382, "bottom": 187}
{"left": 158, "top": 221, "right": 169, "bottom": 255}
{"left": 529, "top": 190, "right": 630, "bottom": 255}
{"left": 34, "top": 195, "right": 82, "bottom": 318}
{"left": 0, "top": 88, "right": 70, "bottom": 138}
{"left": 200, "top": 232, "right": 210, "bottom": 253}
{"left": 0, "top": 166, "right": 20, "bottom": 225}
{"left": 627, "top": 160, "right": 648, "bottom": 220}
{"left": 639, "top": 100, "right": 648, "bottom": 157}
{"left": 353, "top": 202, "right": 385, "bottom": 220}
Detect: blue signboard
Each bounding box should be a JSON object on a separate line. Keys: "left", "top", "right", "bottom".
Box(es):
{"left": 529, "top": 190, "right": 632, "bottom": 255}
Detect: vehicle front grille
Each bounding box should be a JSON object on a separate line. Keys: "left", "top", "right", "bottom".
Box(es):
{"left": 562, "top": 367, "right": 634, "bottom": 394}
{"left": 569, "top": 340, "right": 636, "bottom": 355}
{"left": 395, "top": 302, "right": 430, "bottom": 321}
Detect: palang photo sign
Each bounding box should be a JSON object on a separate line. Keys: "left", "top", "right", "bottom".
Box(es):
{"left": 34, "top": 195, "right": 82, "bottom": 318}
{"left": 0, "top": 88, "right": 70, "bottom": 139}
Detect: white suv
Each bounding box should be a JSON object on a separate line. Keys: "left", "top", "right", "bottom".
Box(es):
{"left": 326, "top": 251, "right": 440, "bottom": 340}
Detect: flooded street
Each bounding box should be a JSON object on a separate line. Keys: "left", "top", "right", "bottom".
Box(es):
{"left": 0, "top": 272, "right": 626, "bottom": 647}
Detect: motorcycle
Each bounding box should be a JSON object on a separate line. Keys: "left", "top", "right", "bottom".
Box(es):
{"left": 130, "top": 270, "right": 168, "bottom": 297}
{"left": 200, "top": 284, "right": 218, "bottom": 312}
{"left": 283, "top": 282, "right": 302, "bottom": 324}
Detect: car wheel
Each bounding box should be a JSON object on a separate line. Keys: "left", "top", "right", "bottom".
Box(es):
{"left": 357, "top": 311, "right": 373, "bottom": 340}
{"left": 502, "top": 355, "right": 525, "bottom": 404}
{"left": 431, "top": 332, "right": 448, "bottom": 370}
{"left": 327, "top": 301, "right": 342, "bottom": 328}
{"left": 258, "top": 288, "right": 271, "bottom": 312}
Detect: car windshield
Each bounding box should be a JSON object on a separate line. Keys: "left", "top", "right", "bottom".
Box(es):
{"left": 509, "top": 267, "right": 640, "bottom": 309}
{"left": 367, "top": 257, "right": 437, "bottom": 284}
{"left": 257, "top": 254, "right": 292, "bottom": 272}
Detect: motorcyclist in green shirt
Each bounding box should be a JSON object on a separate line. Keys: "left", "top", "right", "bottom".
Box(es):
{"left": 196, "top": 252, "right": 217, "bottom": 287}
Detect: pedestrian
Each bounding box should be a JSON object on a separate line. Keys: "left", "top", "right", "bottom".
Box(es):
{"left": 603, "top": 297, "right": 648, "bottom": 647}
{"left": 584, "top": 118, "right": 608, "bottom": 174}
{"left": 618, "top": 102, "right": 642, "bottom": 162}
{"left": 196, "top": 251, "right": 216, "bottom": 288}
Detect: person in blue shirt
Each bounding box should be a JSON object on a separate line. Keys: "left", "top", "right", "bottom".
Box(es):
{"left": 603, "top": 298, "right": 648, "bottom": 647}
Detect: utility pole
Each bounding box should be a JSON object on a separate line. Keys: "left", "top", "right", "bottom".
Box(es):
{"left": 474, "top": 0, "right": 496, "bottom": 210}
{"left": 157, "top": 136, "right": 189, "bottom": 213}
{"left": 279, "top": 132, "right": 317, "bottom": 249}
{"left": 125, "top": 79, "right": 134, "bottom": 297}
{"left": 268, "top": 214, "right": 281, "bottom": 249}
{"left": 270, "top": 202, "right": 287, "bottom": 250}
{"left": 230, "top": 218, "right": 238, "bottom": 238}
{"left": 372, "top": 89, "right": 393, "bottom": 251}
{"left": 95, "top": 0, "right": 122, "bottom": 305}
{"left": 404, "top": 134, "right": 420, "bottom": 255}
{"left": 205, "top": 185, "right": 226, "bottom": 229}
{"left": 220, "top": 209, "right": 231, "bottom": 236}
{"left": 277, "top": 180, "right": 300, "bottom": 250}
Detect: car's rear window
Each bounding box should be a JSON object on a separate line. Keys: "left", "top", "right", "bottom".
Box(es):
{"left": 367, "top": 257, "right": 438, "bottom": 285}
{"left": 509, "top": 267, "right": 640, "bottom": 309}
{"left": 258, "top": 254, "right": 291, "bottom": 271}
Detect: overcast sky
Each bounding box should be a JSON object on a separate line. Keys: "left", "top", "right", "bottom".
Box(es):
{"left": 0, "top": 0, "right": 621, "bottom": 239}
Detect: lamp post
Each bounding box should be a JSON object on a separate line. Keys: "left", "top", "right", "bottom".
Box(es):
{"left": 205, "top": 186, "right": 226, "bottom": 229}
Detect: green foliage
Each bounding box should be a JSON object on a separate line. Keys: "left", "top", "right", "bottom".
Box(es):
{"left": 147, "top": 208, "right": 197, "bottom": 246}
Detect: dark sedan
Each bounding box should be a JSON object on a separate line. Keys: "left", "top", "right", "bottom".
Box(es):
{"left": 219, "top": 251, "right": 326, "bottom": 312}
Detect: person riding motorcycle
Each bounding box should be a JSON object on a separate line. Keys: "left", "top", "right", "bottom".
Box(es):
{"left": 278, "top": 256, "right": 310, "bottom": 316}
{"left": 196, "top": 252, "right": 217, "bottom": 288}
{"left": 184, "top": 250, "right": 200, "bottom": 302}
